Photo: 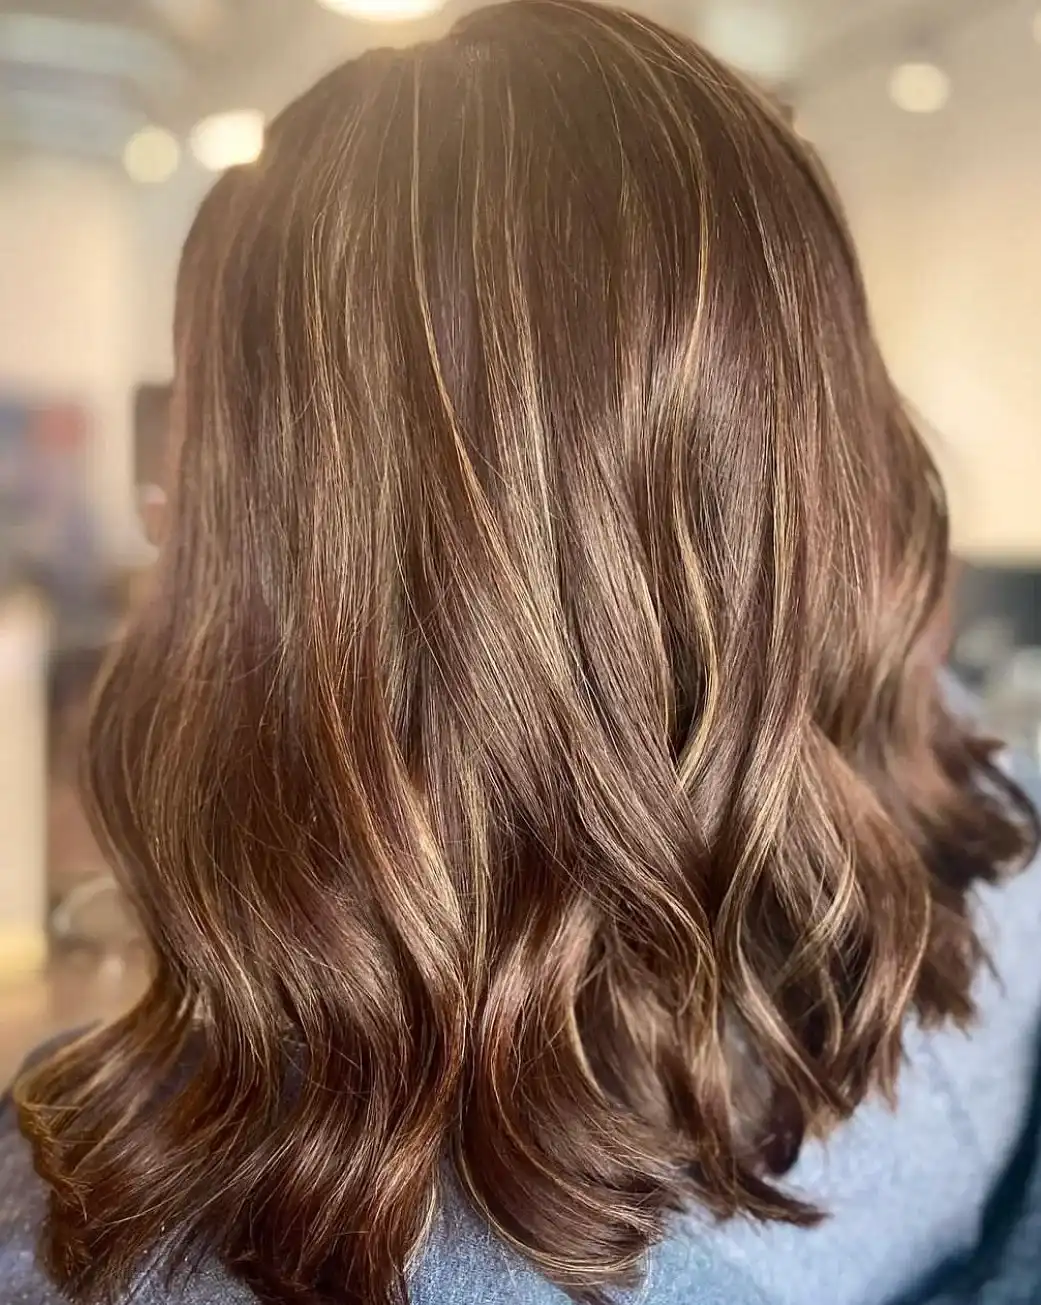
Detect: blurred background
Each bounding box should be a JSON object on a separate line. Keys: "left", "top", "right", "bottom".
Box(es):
{"left": 0, "top": 0, "right": 1039, "bottom": 1074}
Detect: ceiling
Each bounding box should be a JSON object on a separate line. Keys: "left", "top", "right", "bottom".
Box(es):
{"left": 0, "top": 0, "right": 299, "bottom": 157}
{"left": 0, "top": 0, "right": 1028, "bottom": 164}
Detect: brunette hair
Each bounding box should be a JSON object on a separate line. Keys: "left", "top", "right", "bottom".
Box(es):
{"left": 18, "top": 3, "right": 1037, "bottom": 1303}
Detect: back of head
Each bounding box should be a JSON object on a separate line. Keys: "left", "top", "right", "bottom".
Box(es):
{"left": 18, "top": 3, "right": 1036, "bottom": 1303}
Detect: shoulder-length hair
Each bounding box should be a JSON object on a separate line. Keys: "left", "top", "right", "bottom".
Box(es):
{"left": 18, "top": 3, "right": 1037, "bottom": 1302}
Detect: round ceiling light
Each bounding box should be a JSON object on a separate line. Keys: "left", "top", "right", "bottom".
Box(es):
{"left": 123, "top": 126, "right": 180, "bottom": 184}
{"left": 317, "top": 0, "right": 445, "bottom": 21}
{"left": 888, "top": 61, "right": 951, "bottom": 114}
{"left": 189, "top": 109, "right": 265, "bottom": 172}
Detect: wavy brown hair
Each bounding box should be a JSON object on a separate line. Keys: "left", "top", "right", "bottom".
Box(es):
{"left": 17, "top": 3, "right": 1037, "bottom": 1303}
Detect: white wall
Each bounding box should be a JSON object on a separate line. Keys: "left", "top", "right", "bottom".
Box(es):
{"left": 131, "top": 166, "right": 210, "bottom": 383}
{"left": 0, "top": 154, "right": 210, "bottom": 560}
{"left": 801, "top": 4, "right": 1041, "bottom": 562}
{"left": 0, "top": 157, "right": 140, "bottom": 558}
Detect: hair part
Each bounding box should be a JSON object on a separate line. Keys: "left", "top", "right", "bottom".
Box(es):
{"left": 18, "top": 3, "right": 1037, "bottom": 1303}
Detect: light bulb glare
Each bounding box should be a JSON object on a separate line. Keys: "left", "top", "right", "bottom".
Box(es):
{"left": 123, "top": 126, "right": 180, "bottom": 184}
{"left": 317, "top": 0, "right": 444, "bottom": 21}
{"left": 888, "top": 61, "right": 951, "bottom": 114}
{"left": 189, "top": 109, "right": 265, "bottom": 172}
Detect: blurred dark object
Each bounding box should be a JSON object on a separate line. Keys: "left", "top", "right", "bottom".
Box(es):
{"left": 134, "top": 383, "right": 171, "bottom": 547}
{"left": 951, "top": 562, "right": 1041, "bottom": 764}
{"left": 951, "top": 563, "right": 1041, "bottom": 691}
{"left": 133, "top": 382, "right": 171, "bottom": 489}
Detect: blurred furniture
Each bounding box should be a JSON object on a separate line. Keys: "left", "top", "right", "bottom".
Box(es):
{"left": 952, "top": 561, "right": 1041, "bottom": 763}
{"left": 951, "top": 563, "right": 1041, "bottom": 687}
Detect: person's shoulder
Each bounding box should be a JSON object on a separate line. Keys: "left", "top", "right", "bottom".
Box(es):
{"left": 0, "top": 1105, "right": 768, "bottom": 1305}
{"left": 2, "top": 1037, "right": 772, "bottom": 1305}
{"left": 0, "top": 1078, "right": 64, "bottom": 1304}
{"left": 410, "top": 1186, "right": 772, "bottom": 1304}
{"left": 0, "top": 1055, "right": 255, "bottom": 1305}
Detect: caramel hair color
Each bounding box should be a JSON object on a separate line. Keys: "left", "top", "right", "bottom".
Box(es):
{"left": 18, "top": 3, "right": 1037, "bottom": 1302}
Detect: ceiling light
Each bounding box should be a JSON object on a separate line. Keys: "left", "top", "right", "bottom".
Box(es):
{"left": 189, "top": 109, "right": 264, "bottom": 172}
{"left": 887, "top": 61, "right": 951, "bottom": 115}
{"left": 317, "top": 0, "right": 445, "bottom": 21}
{"left": 123, "top": 125, "right": 180, "bottom": 184}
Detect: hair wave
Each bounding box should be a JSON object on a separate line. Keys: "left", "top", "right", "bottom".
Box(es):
{"left": 18, "top": 3, "right": 1037, "bottom": 1303}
